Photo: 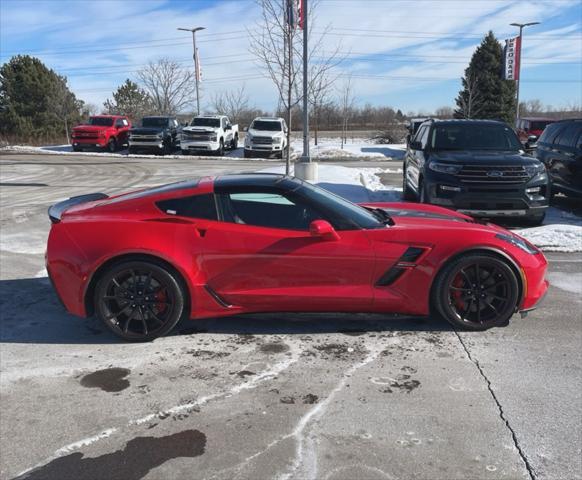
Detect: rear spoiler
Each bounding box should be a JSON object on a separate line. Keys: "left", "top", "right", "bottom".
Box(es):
{"left": 48, "top": 193, "right": 109, "bottom": 223}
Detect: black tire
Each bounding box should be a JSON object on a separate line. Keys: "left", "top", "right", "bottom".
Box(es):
{"left": 73, "top": 146, "right": 82, "bottom": 152}
{"left": 244, "top": 149, "right": 251, "bottom": 158}
{"left": 128, "top": 146, "right": 137, "bottom": 155}
{"left": 94, "top": 260, "right": 187, "bottom": 341}
{"left": 217, "top": 139, "right": 224, "bottom": 156}
{"left": 107, "top": 138, "right": 117, "bottom": 153}
{"left": 432, "top": 253, "right": 519, "bottom": 331}
{"left": 181, "top": 150, "right": 189, "bottom": 156}
{"left": 418, "top": 178, "right": 427, "bottom": 203}
{"left": 402, "top": 167, "right": 415, "bottom": 201}
{"left": 524, "top": 212, "right": 545, "bottom": 226}
{"left": 231, "top": 135, "right": 238, "bottom": 150}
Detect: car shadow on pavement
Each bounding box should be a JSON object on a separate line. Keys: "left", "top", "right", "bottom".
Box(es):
{"left": 360, "top": 146, "right": 406, "bottom": 159}
{"left": 0, "top": 278, "right": 454, "bottom": 344}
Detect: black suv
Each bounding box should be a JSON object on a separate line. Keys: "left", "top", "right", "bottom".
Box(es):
{"left": 403, "top": 119, "right": 550, "bottom": 225}
{"left": 128, "top": 116, "right": 180, "bottom": 155}
{"left": 534, "top": 119, "right": 582, "bottom": 199}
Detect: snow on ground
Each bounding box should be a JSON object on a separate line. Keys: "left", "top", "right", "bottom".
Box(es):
{"left": 515, "top": 207, "right": 582, "bottom": 253}
{"left": 2, "top": 138, "right": 407, "bottom": 161}
{"left": 546, "top": 272, "right": 582, "bottom": 294}
{"left": 260, "top": 164, "right": 403, "bottom": 203}
{"left": 290, "top": 138, "right": 406, "bottom": 160}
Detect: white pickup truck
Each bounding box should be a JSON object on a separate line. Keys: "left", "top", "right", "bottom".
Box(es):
{"left": 181, "top": 115, "right": 238, "bottom": 156}
{"left": 244, "top": 117, "right": 288, "bottom": 158}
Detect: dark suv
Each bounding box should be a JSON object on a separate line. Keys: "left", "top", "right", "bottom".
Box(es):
{"left": 403, "top": 119, "right": 550, "bottom": 225}
{"left": 128, "top": 116, "right": 180, "bottom": 155}
{"left": 534, "top": 119, "right": 582, "bottom": 199}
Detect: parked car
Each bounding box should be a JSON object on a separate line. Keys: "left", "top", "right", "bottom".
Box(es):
{"left": 403, "top": 119, "right": 550, "bottom": 225}
{"left": 46, "top": 174, "right": 548, "bottom": 341}
{"left": 128, "top": 116, "right": 180, "bottom": 155}
{"left": 516, "top": 117, "right": 555, "bottom": 145}
{"left": 244, "top": 117, "right": 288, "bottom": 158}
{"left": 71, "top": 115, "right": 131, "bottom": 152}
{"left": 180, "top": 115, "right": 238, "bottom": 156}
{"left": 534, "top": 118, "right": 582, "bottom": 199}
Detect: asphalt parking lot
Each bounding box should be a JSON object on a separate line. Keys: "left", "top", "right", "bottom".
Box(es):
{"left": 0, "top": 152, "right": 581, "bottom": 480}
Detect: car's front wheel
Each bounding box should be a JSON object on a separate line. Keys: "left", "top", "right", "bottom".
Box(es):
{"left": 106, "top": 138, "right": 117, "bottom": 153}
{"left": 432, "top": 253, "right": 519, "bottom": 331}
{"left": 94, "top": 260, "right": 186, "bottom": 341}
{"left": 402, "top": 168, "right": 415, "bottom": 201}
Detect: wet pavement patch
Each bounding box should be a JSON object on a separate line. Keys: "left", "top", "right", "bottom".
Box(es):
{"left": 259, "top": 342, "right": 289, "bottom": 354}
{"left": 80, "top": 368, "right": 130, "bottom": 393}
{"left": 16, "top": 430, "right": 206, "bottom": 480}
{"left": 302, "top": 394, "right": 319, "bottom": 404}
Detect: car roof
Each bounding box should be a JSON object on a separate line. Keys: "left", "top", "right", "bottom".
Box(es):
{"left": 215, "top": 173, "right": 299, "bottom": 189}
{"left": 520, "top": 117, "right": 555, "bottom": 121}
{"left": 423, "top": 119, "right": 507, "bottom": 126}
{"left": 253, "top": 117, "right": 284, "bottom": 122}
{"left": 142, "top": 115, "right": 174, "bottom": 119}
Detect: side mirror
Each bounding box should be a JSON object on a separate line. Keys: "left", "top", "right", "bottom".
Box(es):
{"left": 410, "top": 140, "right": 422, "bottom": 150}
{"left": 309, "top": 220, "right": 340, "bottom": 241}
{"left": 225, "top": 125, "right": 232, "bottom": 130}
{"left": 244, "top": 126, "right": 249, "bottom": 132}
{"left": 528, "top": 135, "right": 538, "bottom": 143}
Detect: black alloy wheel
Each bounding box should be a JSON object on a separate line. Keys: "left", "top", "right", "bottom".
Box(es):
{"left": 231, "top": 135, "right": 238, "bottom": 149}
{"left": 217, "top": 139, "right": 224, "bottom": 156}
{"left": 95, "top": 260, "right": 186, "bottom": 341}
{"left": 432, "top": 253, "right": 519, "bottom": 330}
{"left": 418, "top": 179, "right": 427, "bottom": 203}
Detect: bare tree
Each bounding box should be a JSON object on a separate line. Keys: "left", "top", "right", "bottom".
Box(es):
{"left": 249, "top": 0, "right": 303, "bottom": 173}
{"left": 434, "top": 106, "right": 454, "bottom": 118}
{"left": 455, "top": 74, "right": 483, "bottom": 119}
{"left": 210, "top": 85, "right": 250, "bottom": 124}
{"left": 137, "top": 58, "right": 197, "bottom": 115}
{"left": 338, "top": 76, "right": 355, "bottom": 149}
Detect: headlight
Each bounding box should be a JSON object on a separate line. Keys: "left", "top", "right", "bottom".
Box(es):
{"left": 524, "top": 162, "right": 545, "bottom": 177}
{"left": 156, "top": 132, "right": 164, "bottom": 138}
{"left": 99, "top": 131, "right": 106, "bottom": 137}
{"left": 495, "top": 233, "right": 539, "bottom": 254}
{"left": 245, "top": 133, "right": 253, "bottom": 141}
{"left": 273, "top": 137, "right": 282, "bottom": 144}
{"left": 210, "top": 134, "right": 217, "bottom": 141}
{"left": 428, "top": 162, "right": 462, "bottom": 174}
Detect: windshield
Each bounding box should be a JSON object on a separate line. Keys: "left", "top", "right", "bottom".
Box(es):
{"left": 191, "top": 118, "right": 220, "bottom": 127}
{"left": 251, "top": 120, "right": 282, "bottom": 131}
{"left": 430, "top": 124, "right": 522, "bottom": 151}
{"left": 87, "top": 117, "right": 114, "bottom": 127}
{"left": 142, "top": 117, "right": 169, "bottom": 128}
{"left": 296, "top": 182, "right": 384, "bottom": 230}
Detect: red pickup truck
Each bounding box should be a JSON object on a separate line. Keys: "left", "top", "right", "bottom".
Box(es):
{"left": 71, "top": 115, "right": 131, "bottom": 152}
{"left": 516, "top": 117, "right": 555, "bottom": 144}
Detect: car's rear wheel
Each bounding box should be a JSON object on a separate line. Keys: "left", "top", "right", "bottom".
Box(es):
{"left": 94, "top": 260, "right": 186, "bottom": 341}
{"left": 217, "top": 139, "right": 224, "bottom": 156}
{"left": 231, "top": 135, "right": 238, "bottom": 149}
{"left": 73, "top": 146, "right": 82, "bottom": 152}
{"left": 432, "top": 253, "right": 519, "bottom": 331}
{"left": 524, "top": 213, "right": 545, "bottom": 226}
{"left": 418, "top": 178, "right": 427, "bottom": 203}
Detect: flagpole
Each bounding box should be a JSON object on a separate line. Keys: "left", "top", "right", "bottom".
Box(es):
{"left": 510, "top": 22, "right": 540, "bottom": 123}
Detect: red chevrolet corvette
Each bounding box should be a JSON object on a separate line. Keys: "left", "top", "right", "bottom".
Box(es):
{"left": 46, "top": 174, "right": 548, "bottom": 341}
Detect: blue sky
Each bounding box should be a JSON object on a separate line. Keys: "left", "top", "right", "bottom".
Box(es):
{"left": 1, "top": 0, "right": 580, "bottom": 114}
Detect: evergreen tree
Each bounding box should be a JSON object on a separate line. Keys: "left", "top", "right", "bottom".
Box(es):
{"left": 454, "top": 31, "right": 516, "bottom": 124}
{"left": 103, "top": 79, "right": 153, "bottom": 122}
{"left": 0, "top": 55, "right": 83, "bottom": 142}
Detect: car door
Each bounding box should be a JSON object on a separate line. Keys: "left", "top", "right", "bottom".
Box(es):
{"left": 550, "top": 123, "right": 582, "bottom": 191}
{"left": 405, "top": 124, "right": 429, "bottom": 193}
{"left": 115, "top": 118, "right": 130, "bottom": 144}
{"left": 200, "top": 187, "right": 376, "bottom": 311}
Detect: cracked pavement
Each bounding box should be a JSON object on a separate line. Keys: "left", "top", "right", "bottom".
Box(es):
{"left": 1, "top": 153, "right": 581, "bottom": 480}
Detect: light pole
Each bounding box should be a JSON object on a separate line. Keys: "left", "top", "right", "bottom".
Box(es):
{"left": 178, "top": 26, "right": 205, "bottom": 115}
{"left": 510, "top": 22, "right": 539, "bottom": 122}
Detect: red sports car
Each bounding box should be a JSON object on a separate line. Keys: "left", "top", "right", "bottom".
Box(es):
{"left": 46, "top": 174, "right": 548, "bottom": 341}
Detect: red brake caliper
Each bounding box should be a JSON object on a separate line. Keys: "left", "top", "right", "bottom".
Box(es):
{"left": 452, "top": 274, "right": 466, "bottom": 311}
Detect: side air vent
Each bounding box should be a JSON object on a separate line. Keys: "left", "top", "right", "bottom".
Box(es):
{"left": 376, "top": 247, "right": 426, "bottom": 287}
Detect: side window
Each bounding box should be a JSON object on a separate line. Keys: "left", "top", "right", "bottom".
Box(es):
{"left": 156, "top": 194, "right": 217, "bottom": 220}
{"left": 221, "top": 190, "right": 323, "bottom": 230}
{"left": 555, "top": 124, "right": 581, "bottom": 148}
{"left": 222, "top": 118, "right": 227, "bottom": 129}
{"left": 539, "top": 123, "right": 563, "bottom": 145}
{"left": 419, "top": 126, "right": 430, "bottom": 149}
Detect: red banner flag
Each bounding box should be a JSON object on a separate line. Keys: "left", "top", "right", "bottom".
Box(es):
{"left": 503, "top": 36, "right": 521, "bottom": 81}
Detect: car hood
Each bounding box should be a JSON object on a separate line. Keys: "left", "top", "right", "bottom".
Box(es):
{"left": 362, "top": 201, "right": 507, "bottom": 233}
{"left": 248, "top": 129, "right": 282, "bottom": 137}
{"left": 73, "top": 125, "right": 111, "bottom": 133}
{"left": 183, "top": 126, "right": 218, "bottom": 133}
{"left": 429, "top": 150, "right": 536, "bottom": 165}
{"left": 130, "top": 127, "right": 165, "bottom": 135}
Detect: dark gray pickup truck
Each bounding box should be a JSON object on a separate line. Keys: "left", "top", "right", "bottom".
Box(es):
{"left": 128, "top": 116, "right": 180, "bottom": 155}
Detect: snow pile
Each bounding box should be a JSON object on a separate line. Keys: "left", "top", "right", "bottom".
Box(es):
{"left": 290, "top": 138, "right": 406, "bottom": 160}
{"left": 259, "top": 164, "right": 402, "bottom": 203}
{"left": 516, "top": 224, "right": 582, "bottom": 253}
